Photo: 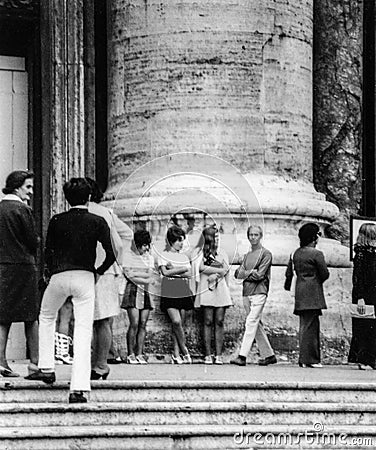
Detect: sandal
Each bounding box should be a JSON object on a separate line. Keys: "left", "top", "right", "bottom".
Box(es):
{"left": 0, "top": 365, "right": 20, "bottom": 378}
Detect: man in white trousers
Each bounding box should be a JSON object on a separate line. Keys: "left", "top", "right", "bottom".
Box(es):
{"left": 230, "top": 225, "right": 277, "bottom": 367}
{"left": 25, "top": 178, "right": 115, "bottom": 403}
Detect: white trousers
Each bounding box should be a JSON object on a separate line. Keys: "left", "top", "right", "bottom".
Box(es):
{"left": 38, "top": 270, "right": 95, "bottom": 392}
{"left": 239, "top": 294, "right": 274, "bottom": 358}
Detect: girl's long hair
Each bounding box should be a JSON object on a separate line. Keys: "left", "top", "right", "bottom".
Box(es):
{"left": 197, "top": 225, "right": 218, "bottom": 262}
{"left": 356, "top": 223, "right": 376, "bottom": 247}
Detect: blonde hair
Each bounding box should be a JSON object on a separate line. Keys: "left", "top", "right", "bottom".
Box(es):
{"left": 356, "top": 223, "right": 376, "bottom": 247}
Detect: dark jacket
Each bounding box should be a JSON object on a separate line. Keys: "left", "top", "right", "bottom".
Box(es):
{"left": 352, "top": 245, "right": 376, "bottom": 306}
{"left": 0, "top": 199, "right": 39, "bottom": 264}
{"left": 285, "top": 246, "right": 329, "bottom": 313}
{"left": 45, "top": 208, "right": 115, "bottom": 276}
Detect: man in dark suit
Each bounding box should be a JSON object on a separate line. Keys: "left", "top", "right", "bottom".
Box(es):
{"left": 25, "top": 178, "right": 115, "bottom": 403}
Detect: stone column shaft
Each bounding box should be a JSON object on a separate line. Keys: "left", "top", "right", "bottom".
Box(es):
{"left": 41, "top": 0, "right": 86, "bottom": 214}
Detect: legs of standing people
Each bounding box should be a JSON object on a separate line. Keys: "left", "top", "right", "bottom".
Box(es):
{"left": 126, "top": 307, "right": 139, "bottom": 363}
{"left": 203, "top": 307, "right": 214, "bottom": 357}
{"left": 38, "top": 274, "right": 72, "bottom": 372}
{"left": 107, "top": 316, "right": 122, "bottom": 363}
{"left": 0, "top": 323, "right": 16, "bottom": 374}
{"left": 167, "top": 308, "right": 189, "bottom": 360}
{"left": 69, "top": 272, "right": 95, "bottom": 393}
{"left": 55, "top": 298, "right": 73, "bottom": 365}
{"left": 136, "top": 309, "right": 150, "bottom": 360}
{"left": 231, "top": 294, "right": 275, "bottom": 366}
{"left": 298, "top": 310, "right": 321, "bottom": 366}
{"left": 24, "top": 320, "right": 38, "bottom": 366}
{"left": 239, "top": 294, "right": 268, "bottom": 357}
{"left": 214, "top": 307, "right": 226, "bottom": 359}
{"left": 92, "top": 318, "right": 112, "bottom": 374}
{"left": 254, "top": 321, "right": 275, "bottom": 359}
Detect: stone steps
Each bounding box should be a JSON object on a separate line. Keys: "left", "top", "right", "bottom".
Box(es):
{"left": 1, "top": 401, "right": 376, "bottom": 427}
{"left": 2, "top": 379, "right": 376, "bottom": 403}
{"left": 1, "top": 379, "right": 376, "bottom": 449}
{"left": 0, "top": 424, "right": 375, "bottom": 450}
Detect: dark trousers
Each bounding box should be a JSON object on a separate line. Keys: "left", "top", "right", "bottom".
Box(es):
{"left": 348, "top": 318, "right": 376, "bottom": 368}
{"left": 298, "top": 310, "right": 321, "bottom": 365}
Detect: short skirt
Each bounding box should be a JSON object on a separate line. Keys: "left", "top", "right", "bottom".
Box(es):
{"left": 160, "top": 277, "right": 194, "bottom": 312}
{"left": 121, "top": 281, "right": 153, "bottom": 310}
{"left": 0, "top": 263, "right": 39, "bottom": 323}
{"left": 94, "top": 273, "right": 121, "bottom": 321}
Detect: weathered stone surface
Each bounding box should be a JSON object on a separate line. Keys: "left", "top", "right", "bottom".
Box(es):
{"left": 313, "top": 0, "right": 362, "bottom": 244}
{"left": 42, "top": 0, "right": 86, "bottom": 214}
{"left": 108, "top": 0, "right": 314, "bottom": 184}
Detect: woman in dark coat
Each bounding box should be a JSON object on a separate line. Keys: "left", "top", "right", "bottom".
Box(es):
{"left": 0, "top": 171, "right": 40, "bottom": 377}
{"left": 348, "top": 223, "right": 376, "bottom": 370}
{"left": 285, "top": 223, "right": 329, "bottom": 368}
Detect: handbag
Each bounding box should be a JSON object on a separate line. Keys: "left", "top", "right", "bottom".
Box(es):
{"left": 284, "top": 252, "right": 297, "bottom": 298}
{"left": 350, "top": 300, "right": 375, "bottom": 319}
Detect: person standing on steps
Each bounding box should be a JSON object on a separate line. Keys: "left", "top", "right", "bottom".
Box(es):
{"left": 230, "top": 225, "right": 277, "bottom": 367}
{"left": 0, "top": 170, "right": 40, "bottom": 378}
{"left": 285, "top": 223, "right": 329, "bottom": 369}
{"left": 158, "top": 225, "right": 194, "bottom": 364}
{"left": 25, "top": 178, "right": 115, "bottom": 404}
{"left": 121, "top": 229, "right": 155, "bottom": 364}
{"left": 86, "top": 177, "right": 132, "bottom": 380}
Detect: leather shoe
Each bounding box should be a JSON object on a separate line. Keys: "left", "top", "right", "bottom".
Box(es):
{"left": 230, "top": 356, "right": 246, "bottom": 366}
{"left": 24, "top": 369, "right": 55, "bottom": 384}
{"left": 258, "top": 355, "right": 277, "bottom": 366}
{"left": 0, "top": 365, "right": 20, "bottom": 377}
{"left": 69, "top": 392, "right": 87, "bottom": 403}
{"left": 90, "top": 368, "right": 110, "bottom": 380}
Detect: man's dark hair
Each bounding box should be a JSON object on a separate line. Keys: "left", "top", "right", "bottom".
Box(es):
{"left": 63, "top": 178, "right": 91, "bottom": 206}
{"left": 85, "top": 177, "right": 104, "bottom": 203}
{"left": 2, "top": 170, "right": 34, "bottom": 195}
{"left": 166, "top": 225, "right": 185, "bottom": 247}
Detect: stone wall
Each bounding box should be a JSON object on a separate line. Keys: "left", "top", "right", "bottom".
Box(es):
{"left": 313, "top": 0, "right": 362, "bottom": 244}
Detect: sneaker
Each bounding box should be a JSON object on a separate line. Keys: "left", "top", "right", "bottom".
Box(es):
{"left": 299, "top": 362, "right": 323, "bottom": 368}
{"left": 136, "top": 355, "right": 148, "bottom": 365}
{"left": 258, "top": 355, "right": 277, "bottom": 366}
{"left": 358, "top": 364, "right": 373, "bottom": 370}
{"left": 24, "top": 370, "right": 56, "bottom": 384}
{"left": 69, "top": 392, "right": 87, "bottom": 403}
{"left": 171, "top": 355, "right": 184, "bottom": 364}
{"left": 107, "top": 357, "right": 123, "bottom": 364}
{"left": 214, "top": 355, "right": 223, "bottom": 365}
{"left": 182, "top": 354, "right": 192, "bottom": 364}
{"left": 230, "top": 356, "right": 246, "bottom": 366}
{"left": 310, "top": 363, "right": 323, "bottom": 368}
{"left": 55, "top": 353, "right": 73, "bottom": 365}
{"left": 204, "top": 355, "right": 213, "bottom": 365}
{"left": 126, "top": 354, "right": 139, "bottom": 364}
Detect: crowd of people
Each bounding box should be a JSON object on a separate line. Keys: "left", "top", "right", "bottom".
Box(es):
{"left": 0, "top": 170, "right": 375, "bottom": 404}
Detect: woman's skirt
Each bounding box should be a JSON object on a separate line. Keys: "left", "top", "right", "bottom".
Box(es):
{"left": 121, "top": 281, "right": 153, "bottom": 310}
{"left": 0, "top": 263, "right": 39, "bottom": 323}
{"left": 160, "top": 277, "right": 194, "bottom": 312}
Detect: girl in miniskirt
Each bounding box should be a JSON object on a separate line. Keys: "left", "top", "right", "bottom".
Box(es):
{"left": 122, "top": 230, "right": 154, "bottom": 364}
{"left": 158, "top": 225, "right": 194, "bottom": 364}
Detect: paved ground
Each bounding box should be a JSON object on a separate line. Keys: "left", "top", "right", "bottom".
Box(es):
{"left": 6, "top": 360, "right": 376, "bottom": 385}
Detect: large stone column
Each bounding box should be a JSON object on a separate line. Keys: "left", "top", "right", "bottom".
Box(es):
{"left": 40, "top": 0, "right": 89, "bottom": 214}
{"left": 107, "top": 0, "right": 351, "bottom": 358}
